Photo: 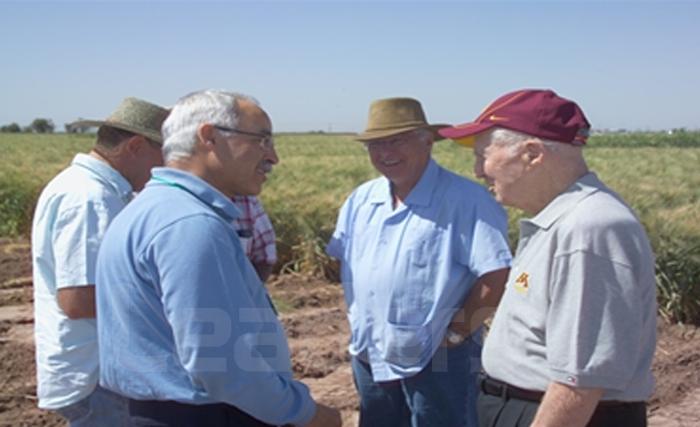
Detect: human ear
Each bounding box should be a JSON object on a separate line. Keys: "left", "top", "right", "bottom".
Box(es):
{"left": 523, "top": 140, "right": 545, "bottom": 165}
{"left": 196, "top": 124, "right": 217, "bottom": 150}
{"left": 125, "top": 135, "right": 146, "bottom": 156}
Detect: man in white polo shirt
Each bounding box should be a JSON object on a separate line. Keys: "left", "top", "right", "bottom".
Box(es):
{"left": 31, "top": 97, "right": 168, "bottom": 425}
{"left": 440, "top": 89, "right": 656, "bottom": 427}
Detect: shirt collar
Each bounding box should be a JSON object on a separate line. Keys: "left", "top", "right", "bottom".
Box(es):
{"left": 72, "top": 153, "right": 133, "bottom": 200}
{"left": 367, "top": 158, "right": 439, "bottom": 207}
{"left": 147, "top": 167, "right": 240, "bottom": 222}
{"left": 524, "top": 172, "right": 602, "bottom": 230}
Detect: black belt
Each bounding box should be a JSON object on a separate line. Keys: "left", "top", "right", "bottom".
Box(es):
{"left": 480, "top": 374, "right": 544, "bottom": 402}
{"left": 479, "top": 375, "right": 639, "bottom": 407}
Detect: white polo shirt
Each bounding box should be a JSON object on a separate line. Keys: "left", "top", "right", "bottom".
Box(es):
{"left": 32, "top": 153, "right": 132, "bottom": 409}
{"left": 482, "top": 173, "right": 656, "bottom": 402}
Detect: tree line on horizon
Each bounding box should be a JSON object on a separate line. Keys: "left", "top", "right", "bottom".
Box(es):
{"left": 0, "top": 118, "right": 97, "bottom": 134}
{"left": 1, "top": 118, "right": 55, "bottom": 134}
{"left": 2, "top": 119, "right": 699, "bottom": 147}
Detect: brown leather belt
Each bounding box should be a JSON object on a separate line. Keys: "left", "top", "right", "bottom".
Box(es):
{"left": 479, "top": 375, "right": 639, "bottom": 407}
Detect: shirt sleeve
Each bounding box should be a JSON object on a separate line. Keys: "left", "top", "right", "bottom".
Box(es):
{"left": 52, "top": 202, "right": 113, "bottom": 288}
{"left": 545, "top": 250, "right": 645, "bottom": 390}
{"left": 151, "top": 215, "right": 316, "bottom": 426}
{"left": 249, "top": 198, "right": 277, "bottom": 265}
{"left": 456, "top": 197, "right": 512, "bottom": 277}
{"left": 325, "top": 195, "right": 352, "bottom": 261}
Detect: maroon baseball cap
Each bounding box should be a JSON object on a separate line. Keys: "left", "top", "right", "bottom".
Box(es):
{"left": 438, "top": 89, "right": 591, "bottom": 147}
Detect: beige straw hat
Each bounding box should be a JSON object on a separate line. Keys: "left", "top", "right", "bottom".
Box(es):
{"left": 70, "top": 97, "right": 169, "bottom": 144}
{"left": 356, "top": 97, "right": 448, "bottom": 142}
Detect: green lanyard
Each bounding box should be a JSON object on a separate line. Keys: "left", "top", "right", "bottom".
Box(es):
{"left": 151, "top": 175, "right": 190, "bottom": 192}
{"left": 150, "top": 175, "right": 209, "bottom": 204}
{"left": 151, "top": 175, "right": 213, "bottom": 210}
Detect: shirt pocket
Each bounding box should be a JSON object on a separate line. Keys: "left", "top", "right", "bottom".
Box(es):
{"left": 379, "top": 323, "right": 429, "bottom": 370}
{"left": 410, "top": 235, "right": 437, "bottom": 269}
{"left": 387, "top": 232, "right": 442, "bottom": 326}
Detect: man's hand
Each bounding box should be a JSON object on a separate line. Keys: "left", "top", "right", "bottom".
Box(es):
{"left": 530, "top": 381, "right": 603, "bottom": 427}
{"left": 448, "top": 268, "right": 509, "bottom": 337}
{"left": 252, "top": 261, "right": 273, "bottom": 283}
{"left": 305, "top": 403, "right": 341, "bottom": 427}
{"left": 441, "top": 328, "right": 468, "bottom": 348}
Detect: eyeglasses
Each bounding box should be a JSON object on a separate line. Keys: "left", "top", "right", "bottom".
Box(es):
{"left": 214, "top": 125, "right": 275, "bottom": 151}
{"left": 364, "top": 135, "right": 413, "bottom": 152}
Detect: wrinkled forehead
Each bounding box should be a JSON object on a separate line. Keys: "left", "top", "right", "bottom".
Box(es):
{"left": 236, "top": 100, "right": 272, "bottom": 130}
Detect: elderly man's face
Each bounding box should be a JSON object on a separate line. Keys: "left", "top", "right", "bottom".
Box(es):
{"left": 212, "top": 100, "right": 278, "bottom": 196}
{"left": 365, "top": 130, "right": 432, "bottom": 196}
{"left": 473, "top": 135, "right": 528, "bottom": 208}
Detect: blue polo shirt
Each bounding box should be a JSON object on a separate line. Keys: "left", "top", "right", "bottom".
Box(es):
{"left": 96, "top": 168, "right": 315, "bottom": 426}
{"left": 327, "top": 159, "right": 512, "bottom": 381}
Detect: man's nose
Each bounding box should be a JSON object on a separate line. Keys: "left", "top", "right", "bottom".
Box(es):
{"left": 266, "top": 146, "right": 279, "bottom": 165}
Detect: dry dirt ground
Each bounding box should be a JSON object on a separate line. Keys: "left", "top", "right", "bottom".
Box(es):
{"left": 1, "top": 237, "right": 698, "bottom": 427}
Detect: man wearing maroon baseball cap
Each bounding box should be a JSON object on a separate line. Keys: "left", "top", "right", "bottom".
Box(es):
{"left": 440, "top": 89, "right": 657, "bottom": 427}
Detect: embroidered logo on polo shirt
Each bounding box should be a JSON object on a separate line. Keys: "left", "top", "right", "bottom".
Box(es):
{"left": 514, "top": 272, "right": 530, "bottom": 294}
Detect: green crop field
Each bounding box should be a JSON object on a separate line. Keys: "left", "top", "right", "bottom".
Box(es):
{"left": 1, "top": 132, "right": 699, "bottom": 323}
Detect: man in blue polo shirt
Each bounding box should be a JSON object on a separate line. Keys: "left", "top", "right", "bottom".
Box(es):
{"left": 96, "top": 90, "right": 340, "bottom": 427}
{"left": 326, "top": 97, "right": 512, "bottom": 427}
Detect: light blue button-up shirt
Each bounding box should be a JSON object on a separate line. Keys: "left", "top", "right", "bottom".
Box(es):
{"left": 32, "top": 153, "right": 132, "bottom": 409}
{"left": 96, "top": 168, "right": 316, "bottom": 426}
{"left": 327, "top": 159, "right": 512, "bottom": 381}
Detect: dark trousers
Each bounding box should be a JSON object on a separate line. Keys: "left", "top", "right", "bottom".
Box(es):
{"left": 477, "top": 390, "right": 647, "bottom": 427}
{"left": 128, "top": 399, "right": 275, "bottom": 427}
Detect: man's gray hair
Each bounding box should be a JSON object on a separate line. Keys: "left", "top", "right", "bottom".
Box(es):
{"left": 488, "top": 128, "right": 560, "bottom": 156}
{"left": 162, "top": 90, "right": 259, "bottom": 162}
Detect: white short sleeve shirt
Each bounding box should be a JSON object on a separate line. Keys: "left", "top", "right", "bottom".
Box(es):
{"left": 32, "top": 153, "right": 132, "bottom": 409}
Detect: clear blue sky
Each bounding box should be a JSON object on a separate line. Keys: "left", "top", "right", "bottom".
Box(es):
{"left": 1, "top": 0, "right": 699, "bottom": 132}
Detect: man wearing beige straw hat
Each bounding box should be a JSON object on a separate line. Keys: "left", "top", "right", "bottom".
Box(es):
{"left": 31, "top": 97, "right": 168, "bottom": 425}
{"left": 326, "top": 97, "right": 512, "bottom": 427}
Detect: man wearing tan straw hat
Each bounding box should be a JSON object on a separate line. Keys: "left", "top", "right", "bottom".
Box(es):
{"left": 326, "top": 97, "right": 512, "bottom": 427}
{"left": 31, "top": 97, "right": 168, "bottom": 425}
{"left": 439, "top": 89, "right": 655, "bottom": 427}
{"left": 95, "top": 90, "right": 340, "bottom": 427}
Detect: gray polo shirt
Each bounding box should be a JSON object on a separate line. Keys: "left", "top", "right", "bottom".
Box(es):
{"left": 482, "top": 173, "right": 656, "bottom": 402}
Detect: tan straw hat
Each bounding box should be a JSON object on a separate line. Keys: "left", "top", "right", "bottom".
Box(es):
{"left": 70, "top": 97, "right": 169, "bottom": 144}
{"left": 356, "top": 97, "right": 448, "bottom": 142}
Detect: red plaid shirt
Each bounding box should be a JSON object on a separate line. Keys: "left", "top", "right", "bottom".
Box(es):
{"left": 232, "top": 196, "right": 277, "bottom": 265}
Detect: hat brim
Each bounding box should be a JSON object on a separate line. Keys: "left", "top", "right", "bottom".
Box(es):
{"left": 438, "top": 121, "right": 495, "bottom": 140}
{"left": 355, "top": 124, "right": 449, "bottom": 142}
{"left": 69, "top": 119, "right": 163, "bottom": 145}
{"left": 452, "top": 135, "right": 476, "bottom": 147}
